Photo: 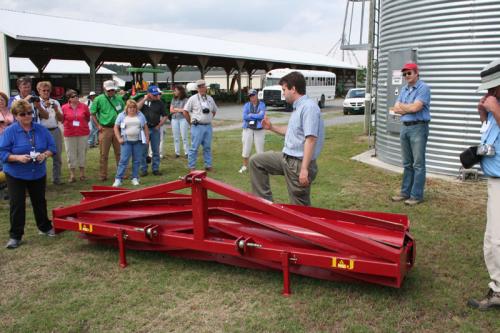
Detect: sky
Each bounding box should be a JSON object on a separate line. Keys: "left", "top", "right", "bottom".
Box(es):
{"left": 0, "top": 0, "right": 368, "bottom": 66}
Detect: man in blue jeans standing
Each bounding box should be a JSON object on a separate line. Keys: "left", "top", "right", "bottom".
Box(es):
{"left": 183, "top": 80, "right": 218, "bottom": 171}
{"left": 390, "top": 62, "right": 431, "bottom": 206}
{"left": 137, "top": 85, "right": 167, "bottom": 176}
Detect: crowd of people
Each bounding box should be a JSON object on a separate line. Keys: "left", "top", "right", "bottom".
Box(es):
{"left": 1, "top": 67, "right": 499, "bottom": 311}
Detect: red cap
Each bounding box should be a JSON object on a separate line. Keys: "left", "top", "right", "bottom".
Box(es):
{"left": 401, "top": 62, "right": 418, "bottom": 72}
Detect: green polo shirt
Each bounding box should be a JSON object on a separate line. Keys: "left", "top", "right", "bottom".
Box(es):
{"left": 90, "top": 93, "right": 125, "bottom": 127}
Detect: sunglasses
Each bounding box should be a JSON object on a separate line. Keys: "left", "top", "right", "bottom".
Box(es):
{"left": 402, "top": 71, "right": 414, "bottom": 77}
{"left": 18, "top": 112, "right": 33, "bottom": 117}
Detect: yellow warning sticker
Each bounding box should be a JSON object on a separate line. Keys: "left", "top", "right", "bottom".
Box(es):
{"left": 78, "top": 222, "right": 93, "bottom": 233}
{"left": 332, "top": 257, "right": 355, "bottom": 270}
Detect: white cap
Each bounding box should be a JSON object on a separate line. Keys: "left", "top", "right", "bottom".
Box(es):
{"left": 88, "top": 91, "right": 96, "bottom": 97}
{"left": 478, "top": 58, "right": 500, "bottom": 91}
{"left": 103, "top": 80, "right": 118, "bottom": 91}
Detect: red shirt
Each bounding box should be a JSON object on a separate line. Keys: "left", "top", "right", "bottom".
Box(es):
{"left": 62, "top": 102, "right": 90, "bottom": 137}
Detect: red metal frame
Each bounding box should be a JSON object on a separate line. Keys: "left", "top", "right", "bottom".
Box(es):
{"left": 53, "top": 171, "right": 415, "bottom": 294}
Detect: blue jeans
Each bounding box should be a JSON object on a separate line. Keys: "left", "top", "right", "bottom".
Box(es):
{"left": 141, "top": 127, "right": 161, "bottom": 173}
{"left": 171, "top": 118, "right": 189, "bottom": 155}
{"left": 400, "top": 123, "right": 429, "bottom": 200}
{"left": 88, "top": 118, "right": 99, "bottom": 146}
{"left": 188, "top": 124, "right": 212, "bottom": 169}
{"left": 116, "top": 141, "right": 143, "bottom": 180}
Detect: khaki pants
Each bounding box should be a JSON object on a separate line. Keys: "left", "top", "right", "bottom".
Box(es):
{"left": 242, "top": 128, "right": 265, "bottom": 158}
{"left": 99, "top": 127, "right": 121, "bottom": 180}
{"left": 485, "top": 177, "right": 500, "bottom": 292}
{"left": 64, "top": 136, "right": 88, "bottom": 169}
{"left": 48, "top": 127, "right": 63, "bottom": 184}
{"left": 249, "top": 151, "right": 318, "bottom": 206}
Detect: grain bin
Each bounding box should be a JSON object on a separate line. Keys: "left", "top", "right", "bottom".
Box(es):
{"left": 375, "top": 0, "right": 500, "bottom": 175}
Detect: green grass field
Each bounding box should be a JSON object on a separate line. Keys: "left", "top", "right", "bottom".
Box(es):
{"left": 0, "top": 123, "right": 498, "bottom": 332}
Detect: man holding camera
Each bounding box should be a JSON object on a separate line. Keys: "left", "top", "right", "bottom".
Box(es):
{"left": 36, "top": 81, "right": 64, "bottom": 185}
{"left": 468, "top": 58, "right": 500, "bottom": 311}
{"left": 183, "top": 79, "right": 218, "bottom": 171}
{"left": 8, "top": 76, "right": 48, "bottom": 123}
{"left": 390, "top": 62, "right": 431, "bottom": 206}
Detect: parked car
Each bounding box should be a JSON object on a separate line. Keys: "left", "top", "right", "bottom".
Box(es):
{"left": 343, "top": 88, "right": 374, "bottom": 115}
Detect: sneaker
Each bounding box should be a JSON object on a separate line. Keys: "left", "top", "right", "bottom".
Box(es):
{"left": 140, "top": 171, "right": 148, "bottom": 177}
{"left": 152, "top": 171, "right": 163, "bottom": 176}
{"left": 404, "top": 198, "right": 423, "bottom": 206}
{"left": 468, "top": 289, "right": 500, "bottom": 311}
{"left": 391, "top": 194, "right": 409, "bottom": 202}
{"left": 131, "top": 178, "right": 140, "bottom": 186}
{"left": 112, "top": 179, "right": 122, "bottom": 187}
{"left": 5, "top": 238, "right": 21, "bottom": 249}
{"left": 175, "top": 154, "right": 180, "bottom": 158}
{"left": 39, "top": 228, "right": 56, "bottom": 237}
{"left": 238, "top": 166, "right": 248, "bottom": 173}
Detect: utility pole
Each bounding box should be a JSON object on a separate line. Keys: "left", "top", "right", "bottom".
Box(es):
{"left": 364, "top": 0, "right": 375, "bottom": 135}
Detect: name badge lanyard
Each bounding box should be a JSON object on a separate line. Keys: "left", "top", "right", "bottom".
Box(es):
{"left": 251, "top": 103, "right": 259, "bottom": 114}
{"left": 197, "top": 94, "right": 209, "bottom": 109}
{"left": 26, "top": 129, "right": 36, "bottom": 154}
{"left": 72, "top": 104, "right": 80, "bottom": 126}
{"left": 248, "top": 103, "right": 259, "bottom": 127}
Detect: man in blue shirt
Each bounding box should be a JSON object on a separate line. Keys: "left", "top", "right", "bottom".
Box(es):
{"left": 390, "top": 62, "right": 431, "bottom": 205}
{"left": 249, "top": 71, "right": 324, "bottom": 206}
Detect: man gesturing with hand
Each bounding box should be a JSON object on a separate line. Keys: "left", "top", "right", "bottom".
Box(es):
{"left": 249, "top": 71, "right": 324, "bottom": 206}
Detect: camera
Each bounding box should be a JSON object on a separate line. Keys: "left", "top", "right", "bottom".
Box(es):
{"left": 192, "top": 119, "right": 199, "bottom": 126}
{"left": 29, "top": 96, "right": 40, "bottom": 103}
{"left": 202, "top": 107, "right": 210, "bottom": 114}
{"left": 477, "top": 144, "right": 496, "bottom": 156}
{"left": 29, "top": 150, "right": 40, "bottom": 162}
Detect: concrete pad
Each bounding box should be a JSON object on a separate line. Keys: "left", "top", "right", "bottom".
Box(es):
{"left": 351, "top": 149, "right": 459, "bottom": 182}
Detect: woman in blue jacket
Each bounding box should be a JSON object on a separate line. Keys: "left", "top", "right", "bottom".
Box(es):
{"left": 239, "top": 89, "right": 266, "bottom": 173}
{"left": 0, "top": 100, "right": 57, "bottom": 249}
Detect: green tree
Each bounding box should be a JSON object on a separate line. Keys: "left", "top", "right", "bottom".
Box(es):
{"left": 356, "top": 66, "right": 367, "bottom": 87}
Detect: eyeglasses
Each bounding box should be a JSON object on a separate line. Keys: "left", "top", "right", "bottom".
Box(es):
{"left": 402, "top": 71, "right": 414, "bottom": 77}
{"left": 18, "top": 112, "right": 33, "bottom": 117}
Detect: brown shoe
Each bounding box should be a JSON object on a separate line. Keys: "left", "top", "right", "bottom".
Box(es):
{"left": 404, "top": 198, "right": 423, "bottom": 206}
{"left": 391, "top": 194, "right": 409, "bottom": 202}
{"left": 468, "top": 289, "right": 500, "bottom": 310}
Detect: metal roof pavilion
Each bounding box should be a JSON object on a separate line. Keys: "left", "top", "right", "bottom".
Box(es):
{"left": 9, "top": 58, "right": 116, "bottom": 75}
{"left": 0, "top": 9, "right": 358, "bottom": 95}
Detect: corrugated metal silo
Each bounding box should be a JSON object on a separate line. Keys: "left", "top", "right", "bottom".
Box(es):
{"left": 375, "top": 0, "right": 500, "bottom": 175}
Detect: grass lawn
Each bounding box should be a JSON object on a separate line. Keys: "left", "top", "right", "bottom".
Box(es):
{"left": 0, "top": 123, "right": 498, "bottom": 332}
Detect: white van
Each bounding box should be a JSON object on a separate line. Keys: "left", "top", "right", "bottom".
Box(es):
{"left": 343, "top": 88, "right": 374, "bottom": 115}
